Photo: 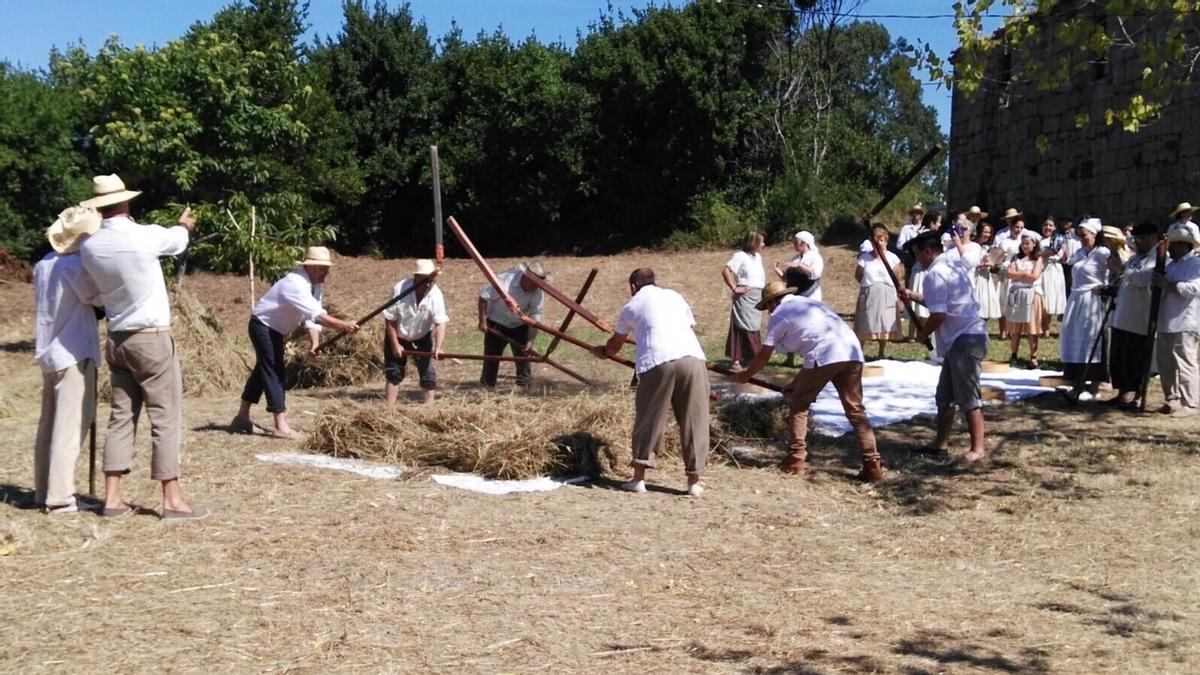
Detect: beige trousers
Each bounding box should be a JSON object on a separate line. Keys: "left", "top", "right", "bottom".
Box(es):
{"left": 34, "top": 359, "right": 96, "bottom": 507}
{"left": 104, "top": 331, "right": 183, "bottom": 480}
{"left": 632, "top": 356, "right": 710, "bottom": 474}
{"left": 1157, "top": 331, "right": 1200, "bottom": 408}
{"left": 786, "top": 361, "right": 878, "bottom": 462}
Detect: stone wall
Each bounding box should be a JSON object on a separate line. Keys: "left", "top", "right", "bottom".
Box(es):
{"left": 948, "top": 13, "right": 1200, "bottom": 226}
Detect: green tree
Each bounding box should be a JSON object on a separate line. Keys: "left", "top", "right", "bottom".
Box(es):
{"left": 0, "top": 63, "right": 89, "bottom": 257}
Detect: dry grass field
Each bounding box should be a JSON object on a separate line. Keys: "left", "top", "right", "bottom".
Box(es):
{"left": 1, "top": 240, "right": 1198, "bottom": 673}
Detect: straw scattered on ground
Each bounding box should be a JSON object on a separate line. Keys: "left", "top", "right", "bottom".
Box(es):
{"left": 285, "top": 302, "right": 383, "bottom": 389}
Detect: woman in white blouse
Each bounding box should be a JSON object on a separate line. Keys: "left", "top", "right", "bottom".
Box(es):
{"left": 1059, "top": 219, "right": 1113, "bottom": 397}
{"left": 722, "top": 231, "right": 767, "bottom": 371}
{"left": 972, "top": 222, "right": 1003, "bottom": 326}
{"left": 1005, "top": 232, "right": 1045, "bottom": 366}
{"left": 854, "top": 224, "right": 903, "bottom": 360}
{"left": 773, "top": 230, "right": 824, "bottom": 366}
{"left": 1037, "top": 217, "right": 1069, "bottom": 336}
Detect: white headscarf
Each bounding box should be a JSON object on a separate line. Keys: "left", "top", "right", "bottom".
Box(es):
{"left": 1078, "top": 218, "right": 1102, "bottom": 235}
{"left": 794, "top": 231, "right": 817, "bottom": 251}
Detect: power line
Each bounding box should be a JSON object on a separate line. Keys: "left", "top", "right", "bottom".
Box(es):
{"left": 712, "top": 0, "right": 1200, "bottom": 20}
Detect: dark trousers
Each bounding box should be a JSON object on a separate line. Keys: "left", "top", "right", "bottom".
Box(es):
{"left": 1110, "top": 327, "right": 1153, "bottom": 394}
{"left": 383, "top": 332, "right": 436, "bottom": 389}
{"left": 480, "top": 320, "right": 532, "bottom": 386}
{"left": 242, "top": 317, "right": 287, "bottom": 413}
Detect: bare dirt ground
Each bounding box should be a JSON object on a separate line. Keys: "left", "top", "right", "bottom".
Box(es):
{"left": 1, "top": 242, "right": 1197, "bottom": 673}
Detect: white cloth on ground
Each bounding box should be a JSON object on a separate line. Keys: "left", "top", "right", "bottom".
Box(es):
{"left": 79, "top": 215, "right": 188, "bottom": 331}
{"left": 381, "top": 278, "right": 449, "bottom": 340}
{"left": 764, "top": 294, "right": 862, "bottom": 369}
{"left": 33, "top": 252, "right": 101, "bottom": 373}
{"left": 253, "top": 268, "right": 326, "bottom": 334}
{"left": 615, "top": 285, "right": 706, "bottom": 375}
{"left": 480, "top": 267, "right": 545, "bottom": 328}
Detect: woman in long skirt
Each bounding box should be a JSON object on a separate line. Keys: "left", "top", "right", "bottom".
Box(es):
{"left": 855, "top": 224, "right": 902, "bottom": 360}
{"left": 1005, "top": 232, "right": 1045, "bottom": 366}
{"left": 1038, "top": 217, "right": 1068, "bottom": 336}
{"left": 1060, "top": 219, "right": 1113, "bottom": 399}
{"left": 722, "top": 230, "right": 766, "bottom": 371}
{"left": 972, "top": 223, "right": 1003, "bottom": 328}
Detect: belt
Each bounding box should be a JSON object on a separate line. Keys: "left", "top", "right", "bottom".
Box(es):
{"left": 111, "top": 326, "right": 172, "bottom": 335}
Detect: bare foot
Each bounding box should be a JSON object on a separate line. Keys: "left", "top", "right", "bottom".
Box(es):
{"left": 962, "top": 449, "right": 986, "bottom": 463}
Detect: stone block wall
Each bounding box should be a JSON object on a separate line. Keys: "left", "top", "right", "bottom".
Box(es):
{"left": 947, "top": 13, "right": 1200, "bottom": 226}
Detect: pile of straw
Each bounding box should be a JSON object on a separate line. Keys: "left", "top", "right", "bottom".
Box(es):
{"left": 304, "top": 391, "right": 790, "bottom": 479}
{"left": 97, "top": 288, "right": 251, "bottom": 400}
{"left": 285, "top": 303, "right": 383, "bottom": 389}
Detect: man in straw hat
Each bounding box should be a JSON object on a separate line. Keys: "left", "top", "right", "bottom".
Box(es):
{"left": 592, "top": 268, "right": 708, "bottom": 496}
{"left": 382, "top": 258, "right": 447, "bottom": 405}
{"left": 233, "top": 246, "right": 359, "bottom": 437}
{"left": 1170, "top": 202, "right": 1195, "bottom": 231}
{"left": 734, "top": 280, "right": 884, "bottom": 481}
{"left": 965, "top": 205, "right": 988, "bottom": 228}
{"left": 478, "top": 260, "right": 548, "bottom": 387}
{"left": 1106, "top": 223, "right": 1160, "bottom": 408}
{"left": 896, "top": 204, "right": 926, "bottom": 253}
{"left": 77, "top": 174, "right": 206, "bottom": 520}
{"left": 1151, "top": 221, "right": 1200, "bottom": 416}
{"left": 903, "top": 230, "right": 989, "bottom": 462}
{"left": 32, "top": 206, "right": 104, "bottom": 514}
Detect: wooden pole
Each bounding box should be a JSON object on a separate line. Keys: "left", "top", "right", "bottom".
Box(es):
{"left": 402, "top": 350, "right": 539, "bottom": 362}
{"left": 1138, "top": 237, "right": 1169, "bottom": 412}
{"left": 431, "top": 146, "right": 444, "bottom": 265}
{"left": 481, "top": 325, "right": 594, "bottom": 385}
{"left": 249, "top": 206, "right": 256, "bottom": 306}
{"left": 544, "top": 268, "right": 598, "bottom": 356}
{"left": 316, "top": 274, "right": 437, "bottom": 352}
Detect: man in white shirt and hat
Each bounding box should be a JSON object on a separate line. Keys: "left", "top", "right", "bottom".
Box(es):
{"left": 896, "top": 204, "right": 926, "bottom": 253}
{"left": 383, "top": 258, "right": 448, "bottom": 405}
{"left": 478, "top": 260, "right": 548, "bottom": 387}
{"left": 734, "top": 280, "right": 884, "bottom": 482}
{"left": 1152, "top": 221, "right": 1200, "bottom": 416}
{"left": 904, "top": 231, "right": 990, "bottom": 462}
{"left": 32, "top": 206, "right": 104, "bottom": 514}
{"left": 77, "top": 174, "right": 207, "bottom": 520}
{"left": 592, "top": 268, "right": 709, "bottom": 496}
{"left": 1170, "top": 202, "right": 1195, "bottom": 232}
{"left": 233, "top": 246, "right": 359, "bottom": 437}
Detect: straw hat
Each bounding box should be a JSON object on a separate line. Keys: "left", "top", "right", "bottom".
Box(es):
{"left": 521, "top": 260, "right": 550, "bottom": 281}
{"left": 1002, "top": 208, "right": 1022, "bottom": 221}
{"left": 1100, "top": 225, "right": 1126, "bottom": 249}
{"left": 46, "top": 205, "right": 101, "bottom": 254}
{"left": 908, "top": 203, "right": 926, "bottom": 216}
{"left": 79, "top": 174, "right": 142, "bottom": 209}
{"left": 414, "top": 258, "right": 436, "bottom": 276}
{"left": 296, "top": 246, "right": 334, "bottom": 267}
{"left": 1171, "top": 202, "right": 1195, "bottom": 219}
{"left": 1167, "top": 222, "right": 1200, "bottom": 245}
{"left": 755, "top": 279, "right": 796, "bottom": 311}
{"left": 967, "top": 205, "right": 988, "bottom": 219}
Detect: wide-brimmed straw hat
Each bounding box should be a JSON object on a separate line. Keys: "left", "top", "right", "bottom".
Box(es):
{"left": 1100, "top": 225, "right": 1126, "bottom": 249}
{"left": 1002, "top": 208, "right": 1022, "bottom": 221}
{"left": 908, "top": 203, "right": 926, "bottom": 216}
{"left": 1171, "top": 202, "right": 1195, "bottom": 219}
{"left": 46, "top": 205, "right": 101, "bottom": 254}
{"left": 414, "top": 258, "right": 436, "bottom": 276}
{"left": 756, "top": 280, "right": 796, "bottom": 311}
{"left": 521, "top": 260, "right": 550, "bottom": 281}
{"left": 967, "top": 205, "right": 988, "bottom": 219}
{"left": 1167, "top": 222, "right": 1200, "bottom": 245}
{"left": 296, "top": 246, "right": 334, "bottom": 267}
{"left": 80, "top": 174, "right": 142, "bottom": 209}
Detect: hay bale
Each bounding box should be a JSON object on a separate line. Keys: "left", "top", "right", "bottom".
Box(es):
{"left": 304, "top": 390, "right": 794, "bottom": 479}
{"left": 285, "top": 302, "right": 383, "bottom": 389}
{"left": 97, "top": 288, "right": 251, "bottom": 400}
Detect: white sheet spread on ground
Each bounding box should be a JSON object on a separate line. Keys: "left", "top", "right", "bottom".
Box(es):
{"left": 430, "top": 473, "right": 589, "bottom": 494}
{"left": 255, "top": 452, "right": 407, "bottom": 480}
{"left": 717, "top": 359, "right": 1059, "bottom": 437}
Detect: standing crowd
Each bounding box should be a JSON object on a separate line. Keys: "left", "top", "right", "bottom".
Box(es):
{"left": 26, "top": 172, "right": 1200, "bottom": 513}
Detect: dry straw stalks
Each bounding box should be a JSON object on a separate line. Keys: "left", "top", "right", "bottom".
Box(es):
{"left": 284, "top": 301, "right": 383, "bottom": 389}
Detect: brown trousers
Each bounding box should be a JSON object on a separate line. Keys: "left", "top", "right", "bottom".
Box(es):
{"left": 786, "top": 361, "right": 878, "bottom": 462}
{"left": 104, "top": 331, "right": 183, "bottom": 480}
{"left": 632, "top": 356, "right": 710, "bottom": 474}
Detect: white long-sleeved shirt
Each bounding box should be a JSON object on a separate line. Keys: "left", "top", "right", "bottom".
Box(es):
{"left": 480, "top": 268, "right": 544, "bottom": 329}
{"left": 614, "top": 285, "right": 706, "bottom": 375}
{"left": 764, "top": 294, "right": 862, "bottom": 369}
{"left": 1161, "top": 252, "right": 1200, "bottom": 334}
{"left": 253, "top": 268, "right": 325, "bottom": 334}
{"left": 1112, "top": 249, "right": 1157, "bottom": 334}
{"left": 381, "top": 278, "right": 449, "bottom": 340}
{"left": 79, "top": 216, "right": 189, "bottom": 332}
{"left": 896, "top": 222, "right": 923, "bottom": 250}
{"left": 33, "top": 252, "right": 101, "bottom": 373}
